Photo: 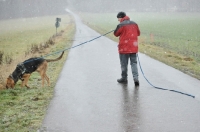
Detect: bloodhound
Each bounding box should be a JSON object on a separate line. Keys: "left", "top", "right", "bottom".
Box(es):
{"left": 6, "top": 51, "right": 64, "bottom": 88}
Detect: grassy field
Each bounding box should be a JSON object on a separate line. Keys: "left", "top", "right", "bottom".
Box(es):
{"left": 79, "top": 12, "right": 200, "bottom": 80}
{"left": 0, "top": 14, "right": 75, "bottom": 131}
{"left": 0, "top": 15, "right": 72, "bottom": 59}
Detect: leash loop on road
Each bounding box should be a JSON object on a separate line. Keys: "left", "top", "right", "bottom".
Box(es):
{"left": 137, "top": 54, "right": 195, "bottom": 98}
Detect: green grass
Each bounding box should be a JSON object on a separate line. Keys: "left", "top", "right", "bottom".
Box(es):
{"left": 0, "top": 88, "right": 53, "bottom": 131}
{"left": 0, "top": 15, "right": 72, "bottom": 59}
{"left": 133, "top": 12, "right": 200, "bottom": 60}
{"left": 0, "top": 14, "right": 76, "bottom": 131}
{"left": 79, "top": 12, "right": 200, "bottom": 80}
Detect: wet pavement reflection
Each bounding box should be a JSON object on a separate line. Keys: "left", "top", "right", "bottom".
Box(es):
{"left": 41, "top": 10, "right": 200, "bottom": 132}
{"left": 121, "top": 85, "right": 140, "bottom": 132}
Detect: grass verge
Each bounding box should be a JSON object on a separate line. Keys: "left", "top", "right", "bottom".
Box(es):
{"left": 0, "top": 14, "right": 75, "bottom": 131}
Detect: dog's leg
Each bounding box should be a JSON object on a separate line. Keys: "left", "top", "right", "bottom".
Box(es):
{"left": 21, "top": 74, "right": 31, "bottom": 88}
{"left": 44, "top": 74, "right": 50, "bottom": 86}
{"left": 42, "top": 62, "right": 50, "bottom": 87}
{"left": 21, "top": 74, "right": 28, "bottom": 87}
{"left": 21, "top": 80, "right": 25, "bottom": 87}
{"left": 37, "top": 61, "right": 48, "bottom": 87}
{"left": 24, "top": 74, "right": 31, "bottom": 88}
{"left": 39, "top": 71, "right": 45, "bottom": 87}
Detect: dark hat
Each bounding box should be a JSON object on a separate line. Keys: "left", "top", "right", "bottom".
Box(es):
{"left": 117, "top": 12, "right": 126, "bottom": 18}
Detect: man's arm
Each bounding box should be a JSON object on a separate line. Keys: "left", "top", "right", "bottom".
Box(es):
{"left": 137, "top": 25, "right": 140, "bottom": 36}
{"left": 114, "top": 25, "right": 122, "bottom": 37}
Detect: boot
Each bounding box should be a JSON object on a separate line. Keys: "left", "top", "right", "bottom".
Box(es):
{"left": 117, "top": 78, "right": 128, "bottom": 84}
{"left": 134, "top": 79, "right": 139, "bottom": 86}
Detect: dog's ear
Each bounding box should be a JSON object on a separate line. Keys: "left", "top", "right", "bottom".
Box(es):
{"left": 6, "top": 77, "right": 15, "bottom": 88}
{"left": 6, "top": 77, "right": 12, "bottom": 82}
{"left": 11, "top": 81, "right": 15, "bottom": 88}
{"left": 6, "top": 78, "right": 10, "bottom": 89}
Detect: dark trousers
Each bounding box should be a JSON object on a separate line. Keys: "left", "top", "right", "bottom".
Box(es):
{"left": 119, "top": 53, "right": 139, "bottom": 80}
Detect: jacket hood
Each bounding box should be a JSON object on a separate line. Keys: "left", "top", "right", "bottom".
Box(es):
{"left": 120, "top": 16, "right": 130, "bottom": 22}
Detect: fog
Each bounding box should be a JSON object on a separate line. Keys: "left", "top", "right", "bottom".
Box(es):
{"left": 0, "top": 0, "right": 68, "bottom": 20}
{"left": 68, "top": 0, "right": 200, "bottom": 12}
{"left": 0, "top": 0, "right": 200, "bottom": 20}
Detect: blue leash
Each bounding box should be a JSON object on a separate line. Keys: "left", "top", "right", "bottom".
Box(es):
{"left": 137, "top": 54, "right": 195, "bottom": 98}
{"left": 43, "top": 30, "right": 115, "bottom": 58}
{"left": 21, "top": 29, "right": 195, "bottom": 98}
{"left": 23, "top": 30, "right": 115, "bottom": 64}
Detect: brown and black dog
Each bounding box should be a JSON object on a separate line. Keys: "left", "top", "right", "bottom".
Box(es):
{"left": 6, "top": 51, "right": 64, "bottom": 88}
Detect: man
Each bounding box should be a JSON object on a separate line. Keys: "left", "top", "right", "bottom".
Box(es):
{"left": 114, "top": 11, "right": 140, "bottom": 86}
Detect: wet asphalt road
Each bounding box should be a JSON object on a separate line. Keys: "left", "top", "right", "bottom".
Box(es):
{"left": 41, "top": 10, "right": 200, "bottom": 132}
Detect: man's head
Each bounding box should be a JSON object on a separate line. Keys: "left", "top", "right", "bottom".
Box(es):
{"left": 117, "top": 11, "right": 126, "bottom": 21}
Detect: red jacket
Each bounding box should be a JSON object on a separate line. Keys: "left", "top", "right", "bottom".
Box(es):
{"left": 114, "top": 16, "right": 140, "bottom": 54}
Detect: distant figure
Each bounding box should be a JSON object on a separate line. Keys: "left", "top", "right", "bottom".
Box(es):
{"left": 114, "top": 11, "right": 140, "bottom": 86}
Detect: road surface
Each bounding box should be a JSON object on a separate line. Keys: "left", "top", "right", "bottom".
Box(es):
{"left": 40, "top": 10, "right": 200, "bottom": 132}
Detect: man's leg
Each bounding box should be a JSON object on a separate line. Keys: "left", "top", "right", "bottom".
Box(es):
{"left": 118, "top": 54, "right": 129, "bottom": 84}
{"left": 130, "top": 53, "right": 139, "bottom": 86}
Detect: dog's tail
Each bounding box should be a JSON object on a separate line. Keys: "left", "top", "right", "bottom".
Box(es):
{"left": 46, "top": 51, "right": 64, "bottom": 62}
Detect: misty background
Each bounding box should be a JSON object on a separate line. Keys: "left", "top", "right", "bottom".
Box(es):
{"left": 0, "top": 0, "right": 200, "bottom": 20}
{"left": 68, "top": 0, "right": 200, "bottom": 12}
{"left": 0, "top": 0, "right": 68, "bottom": 19}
